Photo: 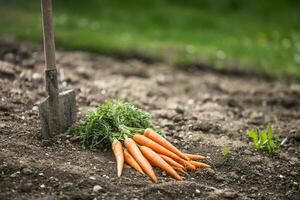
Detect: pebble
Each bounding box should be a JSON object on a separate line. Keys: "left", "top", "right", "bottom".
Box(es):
{"left": 206, "top": 168, "right": 216, "bottom": 176}
{"left": 93, "top": 185, "right": 103, "bottom": 193}
{"left": 32, "top": 73, "right": 42, "bottom": 81}
{"left": 244, "top": 149, "right": 252, "bottom": 155}
{"left": 40, "top": 184, "right": 45, "bottom": 189}
{"left": 195, "top": 189, "right": 201, "bottom": 194}
{"left": 223, "top": 190, "right": 238, "bottom": 199}
{"left": 0, "top": 122, "right": 6, "bottom": 128}
{"left": 10, "top": 171, "right": 20, "bottom": 177}
{"left": 102, "top": 174, "right": 109, "bottom": 179}
{"left": 289, "top": 157, "right": 300, "bottom": 165}
{"left": 279, "top": 174, "right": 284, "bottom": 179}
{"left": 49, "top": 176, "right": 59, "bottom": 183}
{"left": 21, "top": 167, "right": 33, "bottom": 175}
{"left": 62, "top": 182, "right": 73, "bottom": 189}
{"left": 32, "top": 106, "right": 38, "bottom": 112}
{"left": 89, "top": 176, "right": 96, "bottom": 180}
{"left": 291, "top": 171, "right": 297, "bottom": 176}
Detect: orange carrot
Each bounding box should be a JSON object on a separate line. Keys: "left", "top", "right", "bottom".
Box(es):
{"left": 158, "top": 154, "right": 184, "bottom": 168}
{"left": 133, "top": 134, "right": 182, "bottom": 161}
{"left": 190, "top": 160, "right": 211, "bottom": 169}
{"left": 172, "top": 166, "right": 189, "bottom": 176}
{"left": 175, "top": 159, "right": 196, "bottom": 170}
{"left": 144, "top": 128, "right": 190, "bottom": 160}
{"left": 184, "top": 153, "right": 206, "bottom": 161}
{"left": 124, "top": 149, "right": 144, "bottom": 175}
{"left": 124, "top": 138, "right": 157, "bottom": 183}
{"left": 140, "top": 146, "right": 182, "bottom": 181}
{"left": 112, "top": 139, "right": 124, "bottom": 177}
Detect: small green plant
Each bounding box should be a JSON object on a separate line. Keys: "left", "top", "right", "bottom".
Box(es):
{"left": 247, "top": 124, "right": 280, "bottom": 153}
{"left": 222, "top": 146, "right": 229, "bottom": 157}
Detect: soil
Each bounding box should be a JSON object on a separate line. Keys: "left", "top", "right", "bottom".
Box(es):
{"left": 0, "top": 38, "right": 299, "bottom": 200}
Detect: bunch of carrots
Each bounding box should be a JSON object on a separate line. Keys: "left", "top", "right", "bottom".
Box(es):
{"left": 70, "top": 100, "right": 210, "bottom": 182}
{"left": 112, "top": 128, "right": 210, "bottom": 182}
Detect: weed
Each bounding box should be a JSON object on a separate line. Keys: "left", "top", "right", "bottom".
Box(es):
{"left": 222, "top": 146, "right": 229, "bottom": 157}
{"left": 247, "top": 124, "right": 282, "bottom": 153}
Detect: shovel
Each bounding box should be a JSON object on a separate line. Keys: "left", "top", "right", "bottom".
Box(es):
{"left": 38, "top": 0, "right": 76, "bottom": 139}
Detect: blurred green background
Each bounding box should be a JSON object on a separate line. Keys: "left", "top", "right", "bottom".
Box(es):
{"left": 0, "top": 0, "right": 299, "bottom": 79}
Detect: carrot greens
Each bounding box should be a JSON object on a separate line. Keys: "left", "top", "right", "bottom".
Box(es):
{"left": 69, "top": 100, "right": 163, "bottom": 149}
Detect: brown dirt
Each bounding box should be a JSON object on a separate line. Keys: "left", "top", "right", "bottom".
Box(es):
{"left": 0, "top": 38, "right": 299, "bottom": 200}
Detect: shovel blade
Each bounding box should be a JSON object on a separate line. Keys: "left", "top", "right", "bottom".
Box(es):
{"left": 38, "top": 89, "right": 76, "bottom": 139}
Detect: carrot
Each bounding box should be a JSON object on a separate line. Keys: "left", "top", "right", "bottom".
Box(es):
{"left": 132, "top": 134, "right": 182, "bottom": 161}
{"left": 175, "top": 159, "right": 196, "bottom": 170}
{"left": 112, "top": 139, "right": 124, "bottom": 177}
{"left": 144, "top": 128, "right": 190, "bottom": 161}
{"left": 124, "top": 138, "right": 157, "bottom": 183}
{"left": 124, "top": 149, "right": 144, "bottom": 175}
{"left": 158, "top": 154, "right": 183, "bottom": 168}
{"left": 190, "top": 160, "right": 211, "bottom": 169}
{"left": 184, "top": 153, "right": 206, "bottom": 161}
{"left": 140, "top": 146, "right": 182, "bottom": 181}
{"left": 172, "top": 166, "right": 189, "bottom": 176}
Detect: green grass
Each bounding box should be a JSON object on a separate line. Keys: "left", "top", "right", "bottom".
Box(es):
{"left": 0, "top": 0, "right": 299, "bottom": 78}
{"left": 222, "top": 146, "right": 229, "bottom": 157}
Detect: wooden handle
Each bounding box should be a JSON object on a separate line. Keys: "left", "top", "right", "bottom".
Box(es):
{"left": 41, "top": 0, "right": 56, "bottom": 70}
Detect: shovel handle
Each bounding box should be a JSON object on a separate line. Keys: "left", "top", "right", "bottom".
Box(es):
{"left": 41, "top": 0, "right": 56, "bottom": 70}
{"left": 41, "top": 0, "right": 60, "bottom": 136}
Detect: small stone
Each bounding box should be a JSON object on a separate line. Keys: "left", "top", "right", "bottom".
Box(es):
{"left": 206, "top": 168, "right": 215, "bottom": 176}
{"left": 38, "top": 172, "right": 44, "bottom": 176}
{"left": 49, "top": 176, "right": 59, "bottom": 183}
{"left": 62, "top": 182, "right": 73, "bottom": 189}
{"left": 289, "top": 157, "right": 300, "bottom": 165}
{"left": 223, "top": 190, "right": 238, "bottom": 199}
{"left": 195, "top": 189, "right": 201, "bottom": 194}
{"left": 32, "top": 73, "right": 42, "bottom": 81}
{"left": 102, "top": 174, "right": 109, "bottom": 179}
{"left": 21, "top": 167, "right": 33, "bottom": 175}
{"left": 279, "top": 175, "right": 284, "bottom": 178}
{"left": 93, "top": 185, "right": 103, "bottom": 193}
{"left": 10, "top": 171, "right": 20, "bottom": 177}
{"left": 89, "top": 176, "right": 96, "bottom": 180}
{"left": 291, "top": 171, "right": 297, "bottom": 176}
{"left": 0, "top": 122, "right": 6, "bottom": 128}
{"left": 291, "top": 130, "right": 300, "bottom": 142}
{"left": 40, "top": 184, "right": 45, "bottom": 189}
